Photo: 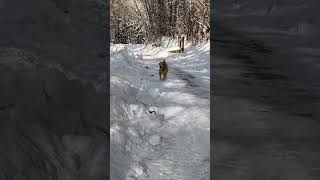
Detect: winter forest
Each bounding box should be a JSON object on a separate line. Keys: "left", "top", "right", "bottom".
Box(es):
{"left": 111, "top": 0, "right": 210, "bottom": 44}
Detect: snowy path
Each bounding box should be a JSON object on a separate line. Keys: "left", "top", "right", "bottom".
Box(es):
{"left": 110, "top": 41, "right": 210, "bottom": 180}
{"left": 141, "top": 62, "right": 210, "bottom": 180}
{"left": 212, "top": 24, "right": 320, "bottom": 179}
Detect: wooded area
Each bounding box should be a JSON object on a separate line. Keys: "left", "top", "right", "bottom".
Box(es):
{"left": 111, "top": 0, "right": 210, "bottom": 44}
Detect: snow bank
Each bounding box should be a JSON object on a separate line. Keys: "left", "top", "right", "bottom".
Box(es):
{"left": 110, "top": 44, "right": 165, "bottom": 179}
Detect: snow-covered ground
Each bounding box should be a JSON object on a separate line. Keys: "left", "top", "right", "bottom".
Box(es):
{"left": 0, "top": 0, "right": 108, "bottom": 179}
{"left": 215, "top": 0, "right": 320, "bottom": 73}
{"left": 110, "top": 38, "right": 210, "bottom": 180}
{"left": 213, "top": 1, "right": 320, "bottom": 179}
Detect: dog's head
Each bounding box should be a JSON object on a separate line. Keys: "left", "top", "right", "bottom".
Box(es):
{"left": 159, "top": 60, "right": 167, "bottom": 69}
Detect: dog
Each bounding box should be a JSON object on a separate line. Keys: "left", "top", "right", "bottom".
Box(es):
{"left": 159, "top": 59, "right": 168, "bottom": 81}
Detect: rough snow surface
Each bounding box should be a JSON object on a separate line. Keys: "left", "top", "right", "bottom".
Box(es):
{"left": 149, "top": 135, "right": 160, "bottom": 146}
{"left": 110, "top": 38, "right": 210, "bottom": 180}
{"left": 215, "top": 0, "right": 320, "bottom": 69}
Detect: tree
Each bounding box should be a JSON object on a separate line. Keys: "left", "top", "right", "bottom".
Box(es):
{"left": 110, "top": 0, "right": 210, "bottom": 44}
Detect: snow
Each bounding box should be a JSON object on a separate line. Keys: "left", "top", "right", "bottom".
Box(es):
{"left": 0, "top": 0, "right": 108, "bottom": 179}
{"left": 214, "top": 1, "right": 320, "bottom": 179}
{"left": 215, "top": 0, "right": 320, "bottom": 70}
{"left": 149, "top": 135, "right": 160, "bottom": 146}
{"left": 110, "top": 37, "right": 210, "bottom": 179}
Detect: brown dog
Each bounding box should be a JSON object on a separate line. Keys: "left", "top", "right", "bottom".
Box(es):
{"left": 159, "top": 60, "right": 168, "bottom": 81}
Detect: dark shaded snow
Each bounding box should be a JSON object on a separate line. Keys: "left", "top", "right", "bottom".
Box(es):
{"left": 0, "top": 0, "right": 108, "bottom": 179}
{"left": 213, "top": 0, "right": 320, "bottom": 179}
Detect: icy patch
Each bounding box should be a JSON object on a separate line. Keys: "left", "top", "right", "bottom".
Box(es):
{"left": 163, "top": 81, "right": 186, "bottom": 88}
{"left": 161, "top": 92, "right": 198, "bottom": 104}
{"left": 160, "top": 106, "right": 184, "bottom": 119}
{"left": 147, "top": 88, "right": 160, "bottom": 97}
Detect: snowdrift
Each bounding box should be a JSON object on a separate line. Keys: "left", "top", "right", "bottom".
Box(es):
{"left": 110, "top": 44, "right": 165, "bottom": 179}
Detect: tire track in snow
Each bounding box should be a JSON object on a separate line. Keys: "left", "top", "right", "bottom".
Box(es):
{"left": 170, "top": 67, "right": 210, "bottom": 100}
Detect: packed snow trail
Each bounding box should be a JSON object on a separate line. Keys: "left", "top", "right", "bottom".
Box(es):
{"left": 110, "top": 40, "right": 210, "bottom": 180}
